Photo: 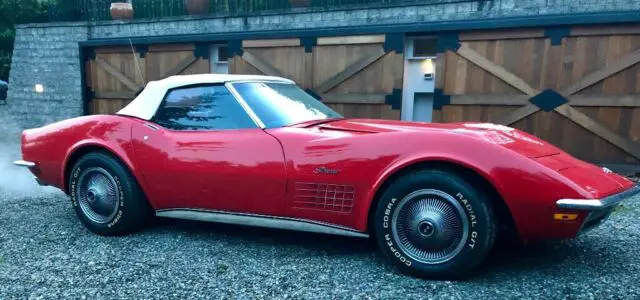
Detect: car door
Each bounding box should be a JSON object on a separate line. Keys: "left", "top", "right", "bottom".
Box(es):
{"left": 131, "top": 84, "right": 287, "bottom": 216}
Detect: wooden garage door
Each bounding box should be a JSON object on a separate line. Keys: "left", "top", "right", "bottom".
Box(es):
{"left": 85, "top": 43, "right": 211, "bottom": 115}
{"left": 229, "top": 35, "right": 404, "bottom": 119}
{"left": 434, "top": 26, "right": 640, "bottom": 164}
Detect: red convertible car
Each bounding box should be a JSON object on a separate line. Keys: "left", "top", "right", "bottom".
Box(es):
{"left": 15, "top": 74, "right": 639, "bottom": 278}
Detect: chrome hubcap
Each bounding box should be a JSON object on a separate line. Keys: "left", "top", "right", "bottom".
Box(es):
{"left": 392, "top": 189, "right": 469, "bottom": 264}
{"left": 418, "top": 220, "right": 436, "bottom": 237}
{"left": 76, "top": 167, "right": 120, "bottom": 224}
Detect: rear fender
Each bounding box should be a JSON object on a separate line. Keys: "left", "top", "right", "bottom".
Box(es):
{"left": 60, "top": 139, "right": 139, "bottom": 192}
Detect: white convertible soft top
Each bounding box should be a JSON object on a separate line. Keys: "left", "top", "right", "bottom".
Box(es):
{"left": 117, "top": 74, "right": 293, "bottom": 120}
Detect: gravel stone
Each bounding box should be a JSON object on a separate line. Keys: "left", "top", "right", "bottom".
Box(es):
{"left": 1, "top": 133, "right": 639, "bottom": 298}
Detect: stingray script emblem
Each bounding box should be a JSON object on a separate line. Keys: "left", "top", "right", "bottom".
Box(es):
{"left": 313, "top": 167, "right": 340, "bottom": 175}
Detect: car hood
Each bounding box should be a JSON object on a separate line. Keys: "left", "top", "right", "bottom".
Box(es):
{"left": 316, "top": 119, "right": 561, "bottom": 158}
{"left": 316, "top": 118, "right": 634, "bottom": 198}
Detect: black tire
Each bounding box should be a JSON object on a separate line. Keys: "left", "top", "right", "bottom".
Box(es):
{"left": 373, "top": 169, "right": 496, "bottom": 279}
{"left": 68, "top": 152, "right": 152, "bottom": 235}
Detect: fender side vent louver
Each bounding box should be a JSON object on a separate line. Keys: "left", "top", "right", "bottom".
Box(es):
{"left": 293, "top": 183, "right": 355, "bottom": 213}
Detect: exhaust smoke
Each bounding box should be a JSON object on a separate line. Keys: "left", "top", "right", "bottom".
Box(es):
{"left": 0, "top": 121, "right": 62, "bottom": 198}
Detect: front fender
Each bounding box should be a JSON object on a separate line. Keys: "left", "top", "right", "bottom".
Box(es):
{"left": 361, "top": 131, "right": 588, "bottom": 241}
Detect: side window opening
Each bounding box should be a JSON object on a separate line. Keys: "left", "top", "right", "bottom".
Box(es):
{"left": 153, "top": 85, "right": 256, "bottom": 131}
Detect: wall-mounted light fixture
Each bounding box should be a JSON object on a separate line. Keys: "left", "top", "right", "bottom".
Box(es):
{"left": 421, "top": 58, "right": 434, "bottom": 80}
{"left": 34, "top": 84, "right": 44, "bottom": 93}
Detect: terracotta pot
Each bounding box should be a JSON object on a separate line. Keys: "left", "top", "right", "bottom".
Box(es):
{"left": 110, "top": 3, "right": 133, "bottom": 20}
{"left": 184, "top": 0, "right": 210, "bottom": 15}
{"left": 289, "top": 0, "right": 310, "bottom": 8}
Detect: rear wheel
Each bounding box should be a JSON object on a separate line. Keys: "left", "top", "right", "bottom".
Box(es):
{"left": 374, "top": 169, "right": 496, "bottom": 278}
{"left": 69, "top": 152, "right": 152, "bottom": 235}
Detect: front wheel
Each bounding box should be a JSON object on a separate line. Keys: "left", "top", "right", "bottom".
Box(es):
{"left": 69, "top": 152, "right": 152, "bottom": 235}
{"left": 374, "top": 169, "right": 496, "bottom": 278}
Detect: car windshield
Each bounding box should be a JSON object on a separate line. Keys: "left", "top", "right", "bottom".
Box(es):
{"left": 231, "top": 81, "right": 342, "bottom": 128}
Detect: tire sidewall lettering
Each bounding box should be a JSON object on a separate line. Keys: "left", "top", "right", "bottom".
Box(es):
{"left": 455, "top": 192, "right": 479, "bottom": 250}
{"left": 113, "top": 176, "right": 125, "bottom": 208}
{"left": 107, "top": 175, "right": 125, "bottom": 228}
{"left": 382, "top": 197, "right": 397, "bottom": 229}
{"left": 70, "top": 167, "right": 82, "bottom": 207}
{"left": 379, "top": 187, "right": 483, "bottom": 268}
{"left": 381, "top": 197, "right": 412, "bottom": 267}
{"left": 384, "top": 233, "right": 412, "bottom": 267}
{"left": 71, "top": 162, "right": 126, "bottom": 228}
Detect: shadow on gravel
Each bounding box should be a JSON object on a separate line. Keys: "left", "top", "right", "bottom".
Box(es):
{"left": 145, "top": 216, "right": 619, "bottom": 279}
{"left": 152, "top": 217, "right": 378, "bottom": 254}
{"left": 485, "top": 240, "right": 572, "bottom": 268}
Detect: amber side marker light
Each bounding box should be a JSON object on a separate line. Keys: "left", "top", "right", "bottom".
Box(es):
{"left": 554, "top": 213, "right": 579, "bottom": 221}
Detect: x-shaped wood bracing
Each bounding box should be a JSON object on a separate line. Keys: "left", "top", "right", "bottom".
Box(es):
{"left": 238, "top": 47, "right": 388, "bottom": 100}
{"left": 92, "top": 54, "right": 199, "bottom": 95}
{"left": 454, "top": 43, "right": 640, "bottom": 160}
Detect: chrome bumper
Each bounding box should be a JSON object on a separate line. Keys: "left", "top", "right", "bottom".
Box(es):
{"left": 13, "top": 160, "right": 36, "bottom": 168}
{"left": 556, "top": 185, "right": 640, "bottom": 210}
{"left": 13, "top": 160, "right": 48, "bottom": 186}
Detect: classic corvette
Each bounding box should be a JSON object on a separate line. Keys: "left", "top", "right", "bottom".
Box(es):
{"left": 14, "top": 74, "right": 639, "bottom": 278}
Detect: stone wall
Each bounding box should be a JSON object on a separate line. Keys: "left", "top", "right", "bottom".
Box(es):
{"left": 87, "top": 0, "right": 640, "bottom": 39}
{"left": 4, "top": 24, "right": 88, "bottom": 128}
{"left": 4, "top": 0, "right": 640, "bottom": 128}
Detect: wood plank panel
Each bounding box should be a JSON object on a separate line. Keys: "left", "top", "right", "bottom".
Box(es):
{"left": 89, "top": 50, "right": 145, "bottom": 115}
{"left": 242, "top": 39, "right": 300, "bottom": 48}
{"left": 145, "top": 49, "right": 193, "bottom": 81}
{"left": 568, "top": 41, "right": 640, "bottom": 95}
{"left": 315, "top": 46, "right": 386, "bottom": 93}
{"left": 240, "top": 49, "right": 284, "bottom": 77}
{"left": 437, "top": 30, "right": 640, "bottom": 164}
{"left": 182, "top": 57, "right": 210, "bottom": 75}
{"left": 317, "top": 35, "right": 385, "bottom": 45}
{"left": 148, "top": 44, "right": 194, "bottom": 52}
{"left": 571, "top": 25, "right": 640, "bottom": 37}
{"left": 459, "top": 29, "right": 545, "bottom": 41}
{"left": 450, "top": 95, "right": 640, "bottom": 107}
{"left": 248, "top": 47, "right": 308, "bottom": 87}
{"left": 465, "top": 41, "right": 487, "bottom": 94}
{"left": 88, "top": 43, "right": 214, "bottom": 115}
{"left": 333, "top": 51, "right": 397, "bottom": 94}
{"left": 321, "top": 93, "right": 387, "bottom": 104}
{"left": 228, "top": 36, "right": 402, "bottom": 120}
{"left": 313, "top": 44, "right": 381, "bottom": 92}
{"left": 435, "top": 52, "right": 446, "bottom": 89}
{"left": 94, "top": 57, "right": 140, "bottom": 91}
{"left": 457, "top": 43, "right": 538, "bottom": 96}
{"left": 229, "top": 56, "right": 263, "bottom": 75}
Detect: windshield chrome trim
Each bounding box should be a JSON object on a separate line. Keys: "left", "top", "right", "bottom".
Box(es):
{"left": 228, "top": 79, "right": 294, "bottom": 85}
{"left": 225, "top": 82, "right": 266, "bottom": 129}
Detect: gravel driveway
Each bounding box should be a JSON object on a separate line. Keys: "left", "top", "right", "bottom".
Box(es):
{"left": 1, "top": 135, "right": 639, "bottom": 299}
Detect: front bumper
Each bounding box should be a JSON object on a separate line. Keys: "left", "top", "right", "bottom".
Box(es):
{"left": 556, "top": 185, "right": 639, "bottom": 233}
{"left": 556, "top": 185, "right": 640, "bottom": 210}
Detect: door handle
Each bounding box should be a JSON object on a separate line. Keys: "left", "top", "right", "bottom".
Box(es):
{"left": 142, "top": 123, "right": 158, "bottom": 142}
{"left": 144, "top": 123, "right": 159, "bottom": 131}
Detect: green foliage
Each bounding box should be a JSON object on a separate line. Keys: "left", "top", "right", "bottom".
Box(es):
{"left": 0, "top": 0, "right": 49, "bottom": 26}
{"left": 133, "top": 0, "right": 184, "bottom": 19}
{"left": 0, "top": 54, "right": 10, "bottom": 82}
{"left": 0, "top": 0, "right": 49, "bottom": 81}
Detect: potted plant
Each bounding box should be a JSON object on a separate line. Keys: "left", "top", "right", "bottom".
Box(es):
{"left": 184, "top": 0, "right": 210, "bottom": 15}
{"left": 110, "top": 2, "right": 134, "bottom": 20}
